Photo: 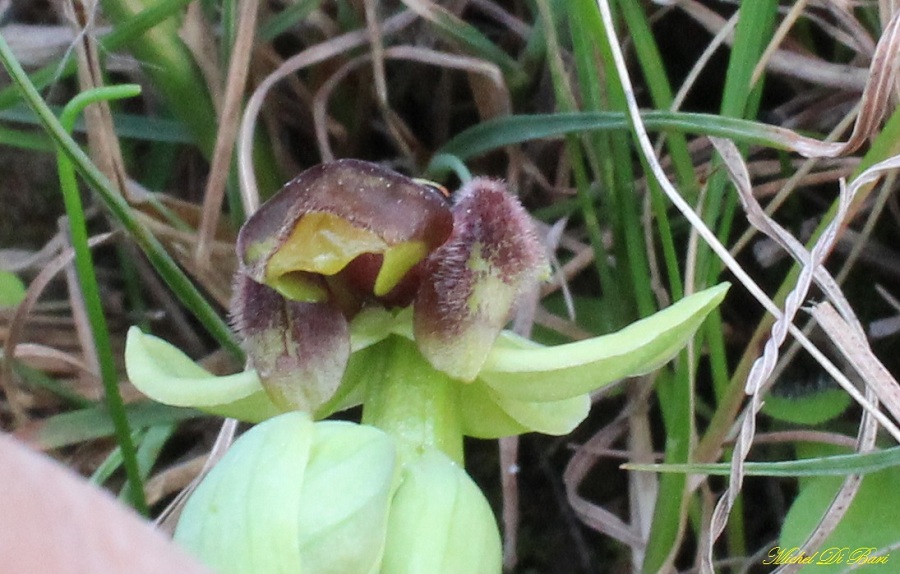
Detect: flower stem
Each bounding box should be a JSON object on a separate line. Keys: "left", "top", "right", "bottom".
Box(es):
{"left": 361, "top": 336, "right": 464, "bottom": 466}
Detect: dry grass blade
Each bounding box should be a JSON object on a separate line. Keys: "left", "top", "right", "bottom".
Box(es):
{"left": 179, "top": 2, "right": 223, "bottom": 115}
{"left": 627, "top": 381, "right": 660, "bottom": 571}
{"left": 156, "top": 417, "right": 238, "bottom": 535}
{"left": 237, "top": 11, "right": 417, "bottom": 214}
{"left": 1, "top": 232, "right": 116, "bottom": 426}
{"left": 714, "top": 138, "right": 863, "bottom": 334}
{"left": 786, "top": 7, "right": 900, "bottom": 157}
{"left": 814, "top": 302, "right": 900, "bottom": 422}
{"left": 704, "top": 136, "right": 870, "bottom": 570}
{"left": 5, "top": 343, "right": 92, "bottom": 378}
{"left": 61, "top": 224, "right": 99, "bottom": 378}
{"left": 145, "top": 454, "right": 208, "bottom": 507}
{"left": 499, "top": 435, "right": 520, "bottom": 570}
{"left": 131, "top": 201, "right": 236, "bottom": 307}
{"left": 194, "top": 0, "right": 260, "bottom": 268}
{"left": 312, "top": 46, "right": 507, "bottom": 161}
{"left": 564, "top": 413, "right": 645, "bottom": 548}
{"left": 63, "top": 0, "right": 130, "bottom": 196}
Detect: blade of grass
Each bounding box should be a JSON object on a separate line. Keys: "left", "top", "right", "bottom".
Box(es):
{"left": 614, "top": 0, "right": 690, "bottom": 298}
{"left": 16, "top": 402, "right": 202, "bottom": 450}
{"left": 119, "top": 424, "right": 176, "bottom": 500}
{"left": 12, "top": 362, "right": 95, "bottom": 409}
{"left": 99, "top": 0, "right": 217, "bottom": 153}
{"left": 91, "top": 429, "right": 146, "bottom": 486}
{"left": 0, "top": 104, "right": 193, "bottom": 143}
{"left": 258, "top": 0, "right": 321, "bottom": 42}
{"left": 0, "top": 0, "right": 195, "bottom": 111}
{"left": 569, "top": 0, "right": 645, "bottom": 321}
{"left": 0, "top": 31, "right": 242, "bottom": 358}
{"left": 571, "top": 3, "right": 689, "bottom": 570}
{"left": 0, "top": 124, "right": 53, "bottom": 151}
{"left": 432, "top": 111, "right": 842, "bottom": 162}
{"left": 625, "top": 445, "right": 900, "bottom": 477}
{"left": 56, "top": 84, "right": 147, "bottom": 513}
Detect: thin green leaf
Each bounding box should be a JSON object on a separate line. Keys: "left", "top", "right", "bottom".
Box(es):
{"left": 0, "top": 32, "right": 242, "bottom": 357}
{"left": 433, "top": 111, "right": 821, "bottom": 163}
{"left": 624, "top": 445, "right": 900, "bottom": 477}
{"left": 56, "top": 85, "right": 147, "bottom": 513}
{"left": 15, "top": 402, "right": 202, "bottom": 450}
{"left": 0, "top": 105, "right": 192, "bottom": 143}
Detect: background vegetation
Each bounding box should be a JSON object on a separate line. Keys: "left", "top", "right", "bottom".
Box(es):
{"left": 3, "top": 0, "right": 900, "bottom": 572}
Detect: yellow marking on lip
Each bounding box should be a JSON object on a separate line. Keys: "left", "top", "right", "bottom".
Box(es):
{"left": 374, "top": 241, "right": 429, "bottom": 296}
{"left": 266, "top": 212, "right": 387, "bottom": 279}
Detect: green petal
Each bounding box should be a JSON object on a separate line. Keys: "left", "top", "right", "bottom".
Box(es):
{"left": 460, "top": 379, "right": 589, "bottom": 438}
{"left": 459, "top": 380, "right": 528, "bottom": 438}
{"left": 382, "top": 449, "right": 502, "bottom": 574}
{"left": 124, "top": 327, "right": 281, "bottom": 422}
{"left": 480, "top": 284, "right": 729, "bottom": 401}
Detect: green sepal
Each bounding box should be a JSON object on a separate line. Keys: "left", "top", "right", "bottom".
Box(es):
{"left": 479, "top": 284, "right": 729, "bottom": 401}
{"left": 124, "top": 327, "right": 281, "bottom": 423}
{"left": 460, "top": 379, "right": 590, "bottom": 438}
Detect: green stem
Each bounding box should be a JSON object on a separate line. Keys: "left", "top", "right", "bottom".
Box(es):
{"left": 56, "top": 84, "right": 148, "bottom": 513}
{"left": 361, "top": 337, "right": 464, "bottom": 466}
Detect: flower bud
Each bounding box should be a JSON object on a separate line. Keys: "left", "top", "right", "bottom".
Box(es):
{"left": 381, "top": 449, "right": 502, "bottom": 574}
{"left": 175, "top": 413, "right": 397, "bottom": 574}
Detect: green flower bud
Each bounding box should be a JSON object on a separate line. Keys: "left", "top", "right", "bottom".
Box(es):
{"left": 381, "top": 449, "right": 502, "bottom": 574}
{"left": 175, "top": 413, "right": 397, "bottom": 574}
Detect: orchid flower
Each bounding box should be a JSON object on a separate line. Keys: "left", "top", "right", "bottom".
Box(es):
{"left": 124, "top": 160, "right": 727, "bottom": 574}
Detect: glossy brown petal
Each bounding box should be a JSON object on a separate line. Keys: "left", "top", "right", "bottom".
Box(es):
{"left": 231, "top": 273, "right": 350, "bottom": 412}
{"left": 413, "top": 178, "right": 550, "bottom": 381}
{"left": 237, "top": 160, "right": 454, "bottom": 305}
